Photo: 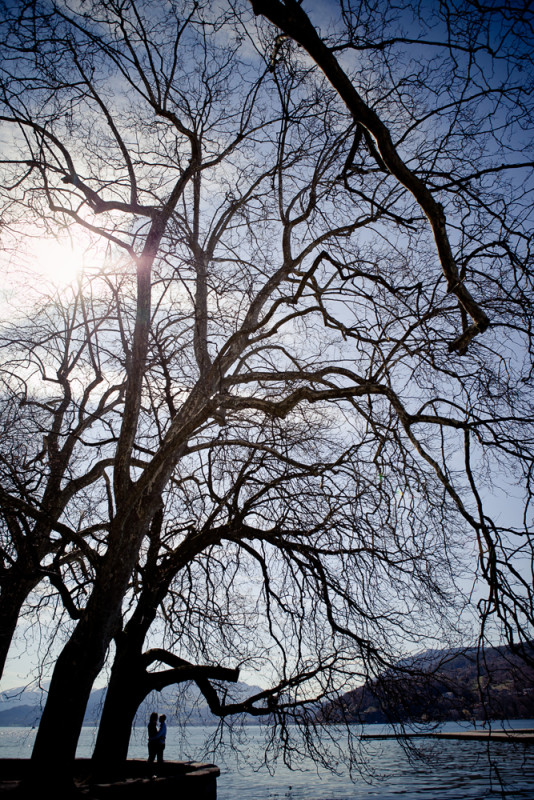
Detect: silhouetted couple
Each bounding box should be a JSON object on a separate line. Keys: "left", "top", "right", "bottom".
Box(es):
{"left": 147, "top": 712, "right": 167, "bottom": 767}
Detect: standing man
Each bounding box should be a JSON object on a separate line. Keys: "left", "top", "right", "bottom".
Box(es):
{"left": 157, "top": 714, "right": 167, "bottom": 764}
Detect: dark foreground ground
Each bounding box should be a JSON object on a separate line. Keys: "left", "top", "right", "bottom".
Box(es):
{"left": 0, "top": 759, "right": 219, "bottom": 799}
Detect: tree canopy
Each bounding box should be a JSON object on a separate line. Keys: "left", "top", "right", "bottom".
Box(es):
{"left": 0, "top": 0, "right": 532, "bottom": 785}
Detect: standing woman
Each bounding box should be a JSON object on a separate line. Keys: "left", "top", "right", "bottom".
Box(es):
{"left": 147, "top": 712, "right": 159, "bottom": 766}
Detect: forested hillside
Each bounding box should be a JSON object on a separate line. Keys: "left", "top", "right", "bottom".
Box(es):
{"left": 319, "top": 644, "right": 534, "bottom": 724}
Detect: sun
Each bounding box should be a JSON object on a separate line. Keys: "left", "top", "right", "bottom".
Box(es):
{"left": 32, "top": 237, "right": 84, "bottom": 287}
{"left": 0, "top": 232, "right": 87, "bottom": 317}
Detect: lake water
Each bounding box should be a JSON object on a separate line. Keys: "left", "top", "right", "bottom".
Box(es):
{"left": 1, "top": 721, "right": 534, "bottom": 799}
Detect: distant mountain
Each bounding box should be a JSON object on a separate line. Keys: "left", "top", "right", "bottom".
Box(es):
{"left": 0, "top": 704, "right": 42, "bottom": 728}
{"left": 0, "top": 685, "right": 49, "bottom": 711}
{"left": 318, "top": 643, "right": 534, "bottom": 724}
{"left": 0, "top": 680, "right": 262, "bottom": 728}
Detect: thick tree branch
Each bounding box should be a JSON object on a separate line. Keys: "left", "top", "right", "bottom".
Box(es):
{"left": 248, "top": 0, "right": 490, "bottom": 352}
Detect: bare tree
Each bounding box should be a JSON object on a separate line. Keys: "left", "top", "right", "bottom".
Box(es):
{"left": 0, "top": 0, "right": 532, "bottom": 788}
{"left": 0, "top": 278, "right": 123, "bottom": 675}
{"left": 247, "top": 0, "right": 534, "bottom": 648}
{"left": 92, "top": 406, "right": 467, "bottom": 772}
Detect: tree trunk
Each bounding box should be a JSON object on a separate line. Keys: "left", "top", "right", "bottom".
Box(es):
{"left": 27, "top": 602, "right": 120, "bottom": 786}
{"left": 0, "top": 573, "right": 39, "bottom": 679}
{"left": 91, "top": 645, "right": 149, "bottom": 777}
{"left": 27, "top": 510, "right": 151, "bottom": 785}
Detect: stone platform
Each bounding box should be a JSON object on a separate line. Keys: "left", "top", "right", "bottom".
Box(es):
{"left": 0, "top": 758, "right": 220, "bottom": 799}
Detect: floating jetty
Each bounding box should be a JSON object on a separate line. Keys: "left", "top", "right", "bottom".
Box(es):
{"left": 0, "top": 758, "right": 220, "bottom": 798}
{"left": 361, "top": 728, "right": 534, "bottom": 743}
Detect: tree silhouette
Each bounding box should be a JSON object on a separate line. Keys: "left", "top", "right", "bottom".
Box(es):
{"left": 0, "top": 0, "right": 532, "bottom": 786}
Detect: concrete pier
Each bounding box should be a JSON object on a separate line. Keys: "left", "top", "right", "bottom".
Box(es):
{"left": 361, "top": 728, "right": 534, "bottom": 743}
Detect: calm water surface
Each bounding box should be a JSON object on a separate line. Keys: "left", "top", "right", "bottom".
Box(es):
{"left": 1, "top": 721, "right": 534, "bottom": 799}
